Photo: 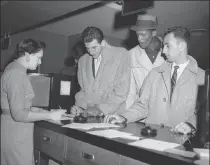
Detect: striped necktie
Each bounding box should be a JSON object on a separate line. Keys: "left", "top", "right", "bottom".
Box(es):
{"left": 170, "top": 65, "right": 179, "bottom": 101}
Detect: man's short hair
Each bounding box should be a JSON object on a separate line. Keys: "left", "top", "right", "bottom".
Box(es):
{"left": 81, "top": 27, "right": 104, "bottom": 44}
{"left": 164, "top": 27, "right": 191, "bottom": 46}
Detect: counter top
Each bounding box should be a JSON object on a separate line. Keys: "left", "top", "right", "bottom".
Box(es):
{"left": 35, "top": 120, "right": 198, "bottom": 165}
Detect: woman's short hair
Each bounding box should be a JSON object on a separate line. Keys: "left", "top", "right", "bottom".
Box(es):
{"left": 13, "top": 38, "right": 46, "bottom": 59}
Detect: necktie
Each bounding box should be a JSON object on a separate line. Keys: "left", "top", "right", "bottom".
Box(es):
{"left": 92, "top": 58, "right": 95, "bottom": 78}
{"left": 170, "top": 65, "right": 179, "bottom": 101}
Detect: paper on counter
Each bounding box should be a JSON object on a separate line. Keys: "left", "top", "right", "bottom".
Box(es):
{"left": 193, "top": 148, "right": 209, "bottom": 159}
{"left": 129, "top": 139, "right": 180, "bottom": 152}
{"left": 62, "top": 123, "right": 120, "bottom": 130}
{"left": 87, "top": 129, "right": 141, "bottom": 140}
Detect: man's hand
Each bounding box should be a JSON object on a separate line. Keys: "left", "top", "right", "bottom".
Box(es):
{"left": 85, "top": 106, "right": 104, "bottom": 117}
{"left": 70, "top": 105, "right": 84, "bottom": 116}
{"left": 103, "top": 114, "right": 127, "bottom": 124}
{"left": 171, "top": 122, "right": 192, "bottom": 134}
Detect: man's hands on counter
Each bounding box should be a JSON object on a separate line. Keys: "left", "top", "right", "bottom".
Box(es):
{"left": 70, "top": 105, "right": 103, "bottom": 117}
{"left": 85, "top": 106, "right": 104, "bottom": 117}
{"left": 70, "top": 105, "right": 128, "bottom": 124}
{"left": 170, "top": 122, "right": 193, "bottom": 135}
{"left": 70, "top": 105, "right": 84, "bottom": 116}
{"left": 103, "top": 114, "right": 127, "bottom": 124}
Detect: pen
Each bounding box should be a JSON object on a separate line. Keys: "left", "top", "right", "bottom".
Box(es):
{"left": 58, "top": 106, "right": 73, "bottom": 117}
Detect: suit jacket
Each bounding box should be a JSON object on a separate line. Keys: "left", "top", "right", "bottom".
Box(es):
{"left": 75, "top": 46, "right": 131, "bottom": 115}
{"left": 126, "top": 45, "right": 165, "bottom": 108}
{"left": 120, "top": 56, "right": 205, "bottom": 127}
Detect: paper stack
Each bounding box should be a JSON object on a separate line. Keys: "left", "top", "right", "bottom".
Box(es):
{"left": 87, "top": 129, "right": 141, "bottom": 140}
{"left": 62, "top": 123, "right": 120, "bottom": 130}
{"left": 193, "top": 148, "right": 209, "bottom": 159}
{"left": 129, "top": 139, "right": 180, "bottom": 152}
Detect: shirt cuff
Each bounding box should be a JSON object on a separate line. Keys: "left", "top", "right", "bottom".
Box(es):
{"left": 118, "top": 115, "right": 128, "bottom": 123}
{"left": 185, "top": 122, "right": 196, "bottom": 134}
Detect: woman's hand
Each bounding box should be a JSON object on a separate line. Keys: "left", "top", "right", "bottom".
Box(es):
{"left": 31, "top": 107, "right": 48, "bottom": 113}
{"left": 49, "top": 109, "right": 67, "bottom": 121}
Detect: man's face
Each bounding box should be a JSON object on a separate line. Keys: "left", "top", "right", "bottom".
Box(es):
{"left": 85, "top": 39, "right": 103, "bottom": 59}
{"left": 136, "top": 29, "right": 154, "bottom": 49}
{"left": 28, "top": 50, "right": 43, "bottom": 70}
{"left": 163, "top": 33, "right": 181, "bottom": 63}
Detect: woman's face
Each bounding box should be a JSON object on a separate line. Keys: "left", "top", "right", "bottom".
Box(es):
{"left": 27, "top": 50, "right": 43, "bottom": 70}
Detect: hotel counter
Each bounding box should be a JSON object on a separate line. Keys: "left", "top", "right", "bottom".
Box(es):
{"left": 34, "top": 120, "right": 199, "bottom": 165}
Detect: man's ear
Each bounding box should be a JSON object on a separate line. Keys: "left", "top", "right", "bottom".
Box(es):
{"left": 101, "top": 40, "right": 106, "bottom": 46}
{"left": 152, "top": 30, "right": 157, "bottom": 36}
{"left": 25, "top": 52, "right": 30, "bottom": 62}
{"left": 179, "top": 40, "right": 186, "bottom": 51}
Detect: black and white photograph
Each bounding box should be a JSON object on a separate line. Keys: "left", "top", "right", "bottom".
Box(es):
{"left": 1, "top": 1, "right": 209, "bottom": 165}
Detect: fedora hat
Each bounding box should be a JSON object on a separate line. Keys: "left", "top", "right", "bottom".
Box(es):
{"left": 131, "top": 15, "right": 158, "bottom": 31}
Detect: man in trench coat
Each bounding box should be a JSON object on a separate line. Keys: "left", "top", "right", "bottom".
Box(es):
{"left": 71, "top": 26, "right": 131, "bottom": 117}
{"left": 104, "top": 27, "right": 205, "bottom": 135}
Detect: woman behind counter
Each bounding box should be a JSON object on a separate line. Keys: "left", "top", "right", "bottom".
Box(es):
{"left": 1, "top": 38, "right": 66, "bottom": 165}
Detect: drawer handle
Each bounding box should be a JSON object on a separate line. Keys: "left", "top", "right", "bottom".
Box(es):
{"left": 82, "top": 152, "right": 95, "bottom": 160}
{"left": 42, "top": 136, "right": 51, "bottom": 141}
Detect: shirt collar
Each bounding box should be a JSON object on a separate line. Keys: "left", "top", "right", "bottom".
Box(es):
{"left": 172, "top": 60, "right": 189, "bottom": 70}
{"left": 157, "top": 55, "right": 199, "bottom": 74}
{"left": 94, "top": 54, "right": 102, "bottom": 61}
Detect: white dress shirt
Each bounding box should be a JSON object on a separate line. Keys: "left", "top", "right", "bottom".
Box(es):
{"left": 171, "top": 60, "right": 189, "bottom": 82}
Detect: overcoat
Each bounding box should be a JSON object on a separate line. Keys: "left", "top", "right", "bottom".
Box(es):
{"left": 75, "top": 46, "right": 131, "bottom": 115}
{"left": 126, "top": 45, "right": 165, "bottom": 108}
{"left": 120, "top": 56, "right": 205, "bottom": 127}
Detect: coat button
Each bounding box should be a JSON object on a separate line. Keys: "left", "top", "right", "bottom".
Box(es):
{"left": 163, "top": 98, "right": 166, "bottom": 102}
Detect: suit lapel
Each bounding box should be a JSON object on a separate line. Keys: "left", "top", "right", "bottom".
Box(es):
{"left": 176, "top": 68, "right": 193, "bottom": 88}
{"left": 133, "top": 46, "right": 165, "bottom": 71}
{"left": 135, "top": 47, "right": 153, "bottom": 71}
{"left": 159, "top": 63, "right": 172, "bottom": 99}
{"left": 175, "top": 57, "right": 198, "bottom": 89}
{"left": 153, "top": 52, "right": 165, "bottom": 67}
{"left": 161, "top": 71, "right": 171, "bottom": 99}
{"left": 92, "top": 48, "right": 110, "bottom": 90}
{"left": 86, "top": 55, "right": 95, "bottom": 83}
{"left": 95, "top": 48, "right": 109, "bottom": 80}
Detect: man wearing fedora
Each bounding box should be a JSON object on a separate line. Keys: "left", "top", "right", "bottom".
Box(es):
{"left": 125, "top": 15, "right": 165, "bottom": 109}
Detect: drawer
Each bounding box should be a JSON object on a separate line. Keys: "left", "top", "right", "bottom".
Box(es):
{"left": 65, "top": 137, "right": 120, "bottom": 165}
{"left": 34, "top": 126, "right": 65, "bottom": 162}
{"left": 120, "top": 155, "right": 150, "bottom": 165}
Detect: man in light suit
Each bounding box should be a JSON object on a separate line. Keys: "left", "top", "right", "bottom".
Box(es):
{"left": 71, "top": 27, "right": 130, "bottom": 116}
{"left": 104, "top": 27, "right": 205, "bottom": 135}
{"left": 126, "top": 14, "right": 165, "bottom": 109}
